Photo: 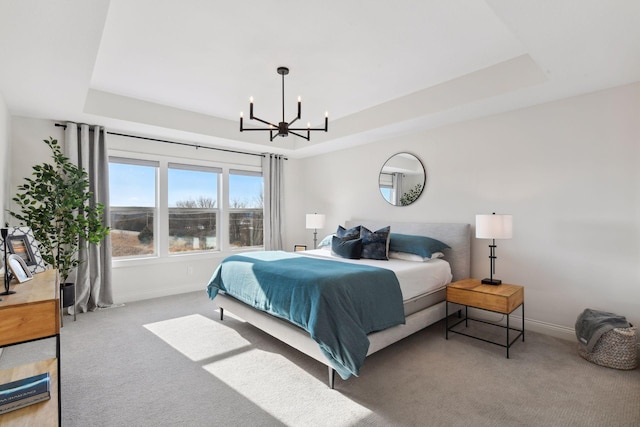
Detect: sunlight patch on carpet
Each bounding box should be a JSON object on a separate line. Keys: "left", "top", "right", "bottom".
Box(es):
{"left": 144, "top": 314, "right": 250, "bottom": 362}
{"left": 203, "top": 349, "right": 373, "bottom": 426}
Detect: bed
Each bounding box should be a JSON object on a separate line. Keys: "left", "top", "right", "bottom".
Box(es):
{"left": 207, "top": 220, "right": 470, "bottom": 388}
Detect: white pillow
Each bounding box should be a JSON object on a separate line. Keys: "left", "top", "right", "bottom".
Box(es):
{"left": 388, "top": 251, "right": 444, "bottom": 262}
{"left": 317, "top": 234, "right": 335, "bottom": 250}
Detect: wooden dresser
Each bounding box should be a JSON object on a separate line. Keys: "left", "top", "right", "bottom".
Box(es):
{"left": 0, "top": 269, "right": 61, "bottom": 426}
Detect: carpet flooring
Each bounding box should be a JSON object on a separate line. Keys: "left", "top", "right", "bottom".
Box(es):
{"left": 1, "top": 290, "right": 638, "bottom": 426}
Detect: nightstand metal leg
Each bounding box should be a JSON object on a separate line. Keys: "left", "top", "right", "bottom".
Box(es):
{"left": 506, "top": 314, "right": 510, "bottom": 359}
{"left": 445, "top": 301, "right": 449, "bottom": 340}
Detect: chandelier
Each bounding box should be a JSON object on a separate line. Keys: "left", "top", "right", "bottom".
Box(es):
{"left": 240, "top": 67, "right": 328, "bottom": 141}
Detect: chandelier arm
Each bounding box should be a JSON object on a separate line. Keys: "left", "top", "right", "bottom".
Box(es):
{"left": 289, "top": 127, "right": 326, "bottom": 131}
{"left": 289, "top": 130, "right": 310, "bottom": 141}
{"left": 249, "top": 115, "right": 278, "bottom": 128}
{"left": 290, "top": 123, "right": 328, "bottom": 132}
{"left": 288, "top": 117, "right": 299, "bottom": 127}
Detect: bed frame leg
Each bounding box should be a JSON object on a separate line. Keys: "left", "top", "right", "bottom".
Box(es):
{"left": 220, "top": 307, "right": 224, "bottom": 321}
{"left": 328, "top": 367, "right": 335, "bottom": 389}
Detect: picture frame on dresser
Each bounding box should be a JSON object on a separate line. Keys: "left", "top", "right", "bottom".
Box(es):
{"left": 0, "top": 226, "right": 47, "bottom": 275}
{"left": 7, "top": 254, "right": 34, "bottom": 283}
{"left": 7, "top": 234, "right": 36, "bottom": 266}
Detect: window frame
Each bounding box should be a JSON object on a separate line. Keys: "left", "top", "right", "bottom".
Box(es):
{"left": 108, "top": 156, "right": 160, "bottom": 260}
{"left": 108, "top": 150, "right": 264, "bottom": 267}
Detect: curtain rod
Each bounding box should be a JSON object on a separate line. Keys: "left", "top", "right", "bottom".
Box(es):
{"left": 53, "top": 123, "right": 287, "bottom": 160}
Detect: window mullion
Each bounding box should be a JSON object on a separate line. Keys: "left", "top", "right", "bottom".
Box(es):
{"left": 158, "top": 160, "right": 169, "bottom": 256}
{"left": 220, "top": 167, "right": 229, "bottom": 251}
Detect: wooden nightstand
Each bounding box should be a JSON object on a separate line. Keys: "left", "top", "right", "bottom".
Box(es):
{"left": 445, "top": 278, "right": 524, "bottom": 358}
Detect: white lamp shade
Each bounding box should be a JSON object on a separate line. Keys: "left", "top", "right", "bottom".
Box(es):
{"left": 306, "top": 213, "right": 325, "bottom": 230}
{"left": 476, "top": 214, "right": 513, "bottom": 239}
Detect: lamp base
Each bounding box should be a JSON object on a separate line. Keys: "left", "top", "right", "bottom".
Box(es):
{"left": 0, "top": 290, "right": 16, "bottom": 295}
{"left": 481, "top": 278, "right": 502, "bottom": 286}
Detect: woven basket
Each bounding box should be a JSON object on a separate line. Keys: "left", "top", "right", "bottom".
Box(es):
{"left": 578, "top": 326, "right": 638, "bottom": 370}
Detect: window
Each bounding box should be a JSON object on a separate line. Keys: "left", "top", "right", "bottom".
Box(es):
{"left": 108, "top": 154, "right": 263, "bottom": 260}
{"left": 229, "top": 170, "right": 263, "bottom": 248}
{"left": 168, "top": 163, "right": 220, "bottom": 253}
{"left": 109, "top": 158, "right": 158, "bottom": 258}
{"left": 378, "top": 172, "right": 394, "bottom": 204}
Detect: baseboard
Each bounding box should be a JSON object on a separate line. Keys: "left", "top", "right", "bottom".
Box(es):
{"left": 517, "top": 317, "right": 576, "bottom": 341}
{"left": 114, "top": 282, "right": 205, "bottom": 304}
{"left": 466, "top": 308, "right": 576, "bottom": 341}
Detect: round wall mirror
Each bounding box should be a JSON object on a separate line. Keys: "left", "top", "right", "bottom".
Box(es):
{"left": 378, "top": 152, "right": 426, "bottom": 206}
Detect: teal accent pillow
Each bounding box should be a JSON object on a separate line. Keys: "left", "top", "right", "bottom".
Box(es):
{"left": 360, "top": 226, "right": 390, "bottom": 260}
{"left": 389, "top": 233, "right": 450, "bottom": 258}
{"left": 336, "top": 225, "right": 361, "bottom": 241}
{"left": 331, "top": 236, "right": 363, "bottom": 259}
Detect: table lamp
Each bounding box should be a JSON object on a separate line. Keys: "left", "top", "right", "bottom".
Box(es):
{"left": 306, "top": 213, "right": 325, "bottom": 249}
{"left": 476, "top": 213, "right": 513, "bottom": 285}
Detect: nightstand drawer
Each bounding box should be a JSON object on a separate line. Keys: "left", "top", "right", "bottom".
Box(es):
{"left": 446, "top": 279, "right": 523, "bottom": 314}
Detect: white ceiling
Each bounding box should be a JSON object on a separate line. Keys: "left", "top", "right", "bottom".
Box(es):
{"left": 1, "top": 0, "right": 639, "bottom": 158}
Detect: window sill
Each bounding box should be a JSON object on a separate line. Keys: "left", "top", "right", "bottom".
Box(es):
{"left": 111, "top": 247, "right": 264, "bottom": 268}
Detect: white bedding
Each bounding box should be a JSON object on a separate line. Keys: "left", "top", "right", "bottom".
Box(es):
{"left": 301, "top": 249, "right": 453, "bottom": 301}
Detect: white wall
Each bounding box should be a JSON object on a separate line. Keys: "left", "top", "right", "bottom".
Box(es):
{"left": 287, "top": 82, "right": 640, "bottom": 338}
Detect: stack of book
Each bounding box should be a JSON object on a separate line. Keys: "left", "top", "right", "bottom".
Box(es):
{"left": 0, "top": 372, "right": 51, "bottom": 414}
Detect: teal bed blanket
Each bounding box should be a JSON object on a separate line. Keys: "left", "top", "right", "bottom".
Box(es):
{"left": 207, "top": 251, "right": 405, "bottom": 379}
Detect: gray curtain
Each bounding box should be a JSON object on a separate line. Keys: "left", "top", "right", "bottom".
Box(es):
{"left": 64, "top": 123, "right": 114, "bottom": 312}
{"left": 261, "top": 153, "right": 285, "bottom": 250}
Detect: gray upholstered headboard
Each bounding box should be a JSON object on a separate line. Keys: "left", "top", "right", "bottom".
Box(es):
{"left": 345, "top": 220, "right": 471, "bottom": 282}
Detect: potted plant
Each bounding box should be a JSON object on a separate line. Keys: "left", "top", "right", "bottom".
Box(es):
{"left": 8, "top": 137, "right": 109, "bottom": 306}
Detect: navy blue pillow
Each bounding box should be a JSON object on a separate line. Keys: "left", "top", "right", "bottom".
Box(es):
{"left": 336, "top": 225, "right": 361, "bottom": 241}
{"left": 389, "top": 233, "right": 450, "bottom": 258}
{"left": 360, "top": 226, "right": 390, "bottom": 260}
{"left": 331, "top": 236, "right": 363, "bottom": 259}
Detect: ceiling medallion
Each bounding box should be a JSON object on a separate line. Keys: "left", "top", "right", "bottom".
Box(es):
{"left": 240, "top": 67, "right": 328, "bottom": 141}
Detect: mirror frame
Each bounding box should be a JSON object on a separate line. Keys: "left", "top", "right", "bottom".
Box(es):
{"left": 378, "top": 152, "right": 426, "bottom": 206}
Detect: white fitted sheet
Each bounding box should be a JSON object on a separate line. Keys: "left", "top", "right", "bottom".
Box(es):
{"left": 301, "top": 249, "right": 453, "bottom": 301}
